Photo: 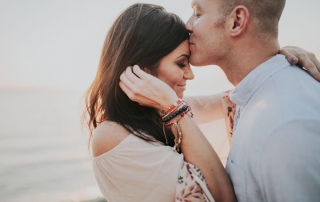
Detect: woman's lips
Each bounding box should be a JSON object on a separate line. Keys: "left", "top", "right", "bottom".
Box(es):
{"left": 177, "top": 84, "right": 186, "bottom": 90}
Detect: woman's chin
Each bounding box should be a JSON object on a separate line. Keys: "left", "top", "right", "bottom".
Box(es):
{"left": 176, "top": 92, "right": 184, "bottom": 99}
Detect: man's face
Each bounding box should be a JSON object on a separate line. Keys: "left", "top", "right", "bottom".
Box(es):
{"left": 186, "top": 0, "right": 229, "bottom": 67}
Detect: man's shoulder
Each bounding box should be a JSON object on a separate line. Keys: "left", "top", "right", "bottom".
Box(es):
{"left": 271, "top": 65, "right": 320, "bottom": 93}
{"left": 257, "top": 66, "right": 320, "bottom": 120}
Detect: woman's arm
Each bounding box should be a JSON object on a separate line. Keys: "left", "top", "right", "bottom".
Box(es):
{"left": 120, "top": 66, "right": 237, "bottom": 202}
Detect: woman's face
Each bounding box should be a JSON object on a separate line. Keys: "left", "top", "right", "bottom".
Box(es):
{"left": 151, "top": 40, "right": 194, "bottom": 98}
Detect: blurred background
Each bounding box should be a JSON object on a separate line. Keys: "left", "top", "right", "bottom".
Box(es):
{"left": 0, "top": 0, "right": 319, "bottom": 201}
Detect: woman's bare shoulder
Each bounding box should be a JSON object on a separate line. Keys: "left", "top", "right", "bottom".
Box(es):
{"left": 92, "top": 121, "right": 131, "bottom": 157}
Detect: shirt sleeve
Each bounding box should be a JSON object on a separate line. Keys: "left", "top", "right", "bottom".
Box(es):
{"left": 259, "top": 120, "right": 320, "bottom": 201}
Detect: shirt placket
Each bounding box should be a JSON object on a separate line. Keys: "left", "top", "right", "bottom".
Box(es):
{"left": 233, "top": 105, "right": 243, "bottom": 133}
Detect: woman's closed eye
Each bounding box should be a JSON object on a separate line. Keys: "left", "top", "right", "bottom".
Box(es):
{"left": 178, "top": 63, "right": 187, "bottom": 68}
{"left": 176, "top": 54, "right": 190, "bottom": 68}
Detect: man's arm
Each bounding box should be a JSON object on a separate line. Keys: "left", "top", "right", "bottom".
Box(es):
{"left": 260, "top": 120, "right": 320, "bottom": 201}
{"left": 184, "top": 94, "right": 225, "bottom": 124}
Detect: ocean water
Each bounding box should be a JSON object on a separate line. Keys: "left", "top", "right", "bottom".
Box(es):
{"left": 1, "top": 0, "right": 319, "bottom": 201}
{"left": 0, "top": 81, "right": 232, "bottom": 201}
{"left": 0, "top": 90, "right": 105, "bottom": 202}
{"left": 0, "top": 1, "right": 234, "bottom": 201}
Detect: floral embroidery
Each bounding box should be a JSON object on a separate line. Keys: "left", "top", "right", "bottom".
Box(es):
{"left": 178, "top": 176, "right": 184, "bottom": 184}
{"left": 176, "top": 162, "right": 215, "bottom": 202}
{"left": 222, "top": 90, "right": 236, "bottom": 136}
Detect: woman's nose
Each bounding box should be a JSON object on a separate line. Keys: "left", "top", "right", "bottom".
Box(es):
{"left": 184, "top": 65, "right": 195, "bottom": 80}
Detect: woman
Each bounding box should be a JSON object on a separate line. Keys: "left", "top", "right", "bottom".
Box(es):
{"left": 85, "top": 3, "right": 235, "bottom": 201}
{"left": 85, "top": 3, "right": 319, "bottom": 202}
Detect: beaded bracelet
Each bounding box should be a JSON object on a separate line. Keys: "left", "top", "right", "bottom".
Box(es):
{"left": 165, "top": 108, "right": 193, "bottom": 127}
{"left": 163, "top": 105, "right": 189, "bottom": 123}
{"left": 172, "top": 121, "right": 182, "bottom": 152}
{"left": 160, "top": 99, "right": 183, "bottom": 117}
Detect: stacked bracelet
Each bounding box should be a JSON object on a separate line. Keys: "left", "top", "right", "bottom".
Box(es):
{"left": 160, "top": 99, "right": 194, "bottom": 152}
{"left": 163, "top": 105, "right": 189, "bottom": 123}
{"left": 160, "top": 99, "right": 183, "bottom": 117}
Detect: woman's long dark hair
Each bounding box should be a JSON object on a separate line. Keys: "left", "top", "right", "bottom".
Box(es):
{"left": 85, "top": 3, "right": 189, "bottom": 147}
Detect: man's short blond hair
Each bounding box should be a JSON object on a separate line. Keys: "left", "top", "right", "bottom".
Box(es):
{"left": 219, "top": 0, "right": 286, "bottom": 38}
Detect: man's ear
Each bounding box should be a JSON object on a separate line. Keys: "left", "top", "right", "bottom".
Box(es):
{"left": 227, "top": 6, "right": 249, "bottom": 37}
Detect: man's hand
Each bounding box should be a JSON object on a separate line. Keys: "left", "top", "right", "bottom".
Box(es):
{"left": 119, "top": 65, "right": 179, "bottom": 110}
{"left": 280, "top": 46, "right": 320, "bottom": 81}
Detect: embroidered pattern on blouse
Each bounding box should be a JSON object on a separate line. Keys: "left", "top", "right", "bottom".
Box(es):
{"left": 176, "top": 162, "right": 214, "bottom": 202}
{"left": 222, "top": 90, "right": 236, "bottom": 136}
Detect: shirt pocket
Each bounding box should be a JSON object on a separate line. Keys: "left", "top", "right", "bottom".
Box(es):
{"left": 227, "top": 157, "right": 247, "bottom": 202}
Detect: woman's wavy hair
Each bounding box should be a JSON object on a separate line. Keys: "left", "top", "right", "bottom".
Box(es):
{"left": 84, "top": 3, "right": 189, "bottom": 147}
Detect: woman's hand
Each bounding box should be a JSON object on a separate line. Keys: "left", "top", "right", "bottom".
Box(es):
{"left": 119, "top": 65, "right": 178, "bottom": 110}
{"left": 280, "top": 46, "right": 320, "bottom": 81}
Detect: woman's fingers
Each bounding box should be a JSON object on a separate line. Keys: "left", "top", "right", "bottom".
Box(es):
{"left": 124, "top": 66, "right": 141, "bottom": 84}
{"left": 120, "top": 69, "right": 134, "bottom": 89}
{"left": 119, "top": 80, "right": 131, "bottom": 96}
{"left": 295, "top": 52, "right": 320, "bottom": 82}
{"left": 280, "top": 46, "right": 320, "bottom": 82}
{"left": 279, "top": 48, "right": 298, "bottom": 65}
{"left": 309, "top": 54, "right": 320, "bottom": 82}
{"left": 132, "top": 65, "right": 151, "bottom": 80}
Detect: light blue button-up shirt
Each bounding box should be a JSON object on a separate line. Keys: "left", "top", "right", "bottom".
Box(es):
{"left": 226, "top": 55, "right": 320, "bottom": 202}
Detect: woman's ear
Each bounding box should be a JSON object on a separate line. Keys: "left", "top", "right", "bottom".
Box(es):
{"left": 142, "top": 67, "right": 152, "bottom": 74}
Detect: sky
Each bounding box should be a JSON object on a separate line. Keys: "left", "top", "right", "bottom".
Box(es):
{"left": 1, "top": 0, "right": 319, "bottom": 95}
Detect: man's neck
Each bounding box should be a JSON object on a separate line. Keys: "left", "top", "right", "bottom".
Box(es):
{"left": 220, "top": 38, "right": 280, "bottom": 86}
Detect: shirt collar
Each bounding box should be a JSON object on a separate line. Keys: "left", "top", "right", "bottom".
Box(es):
{"left": 230, "top": 54, "right": 290, "bottom": 106}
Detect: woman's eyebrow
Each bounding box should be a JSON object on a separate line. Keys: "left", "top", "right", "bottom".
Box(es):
{"left": 177, "top": 54, "right": 190, "bottom": 59}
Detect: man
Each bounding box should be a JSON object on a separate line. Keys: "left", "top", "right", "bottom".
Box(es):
{"left": 120, "top": 0, "right": 320, "bottom": 201}
{"left": 184, "top": 0, "right": 320, "bottom": 201}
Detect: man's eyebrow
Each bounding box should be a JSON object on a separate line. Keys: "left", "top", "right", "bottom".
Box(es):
{"left": 177, "top": 54, "right": 190, "bottom": 59}
{"left": 191, "top": 0, "right": 201, "bottom": 9}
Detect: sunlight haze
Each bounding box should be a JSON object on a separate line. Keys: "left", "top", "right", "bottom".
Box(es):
{"left": 1, "top": 0, "right": 319, "bottom": 95}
